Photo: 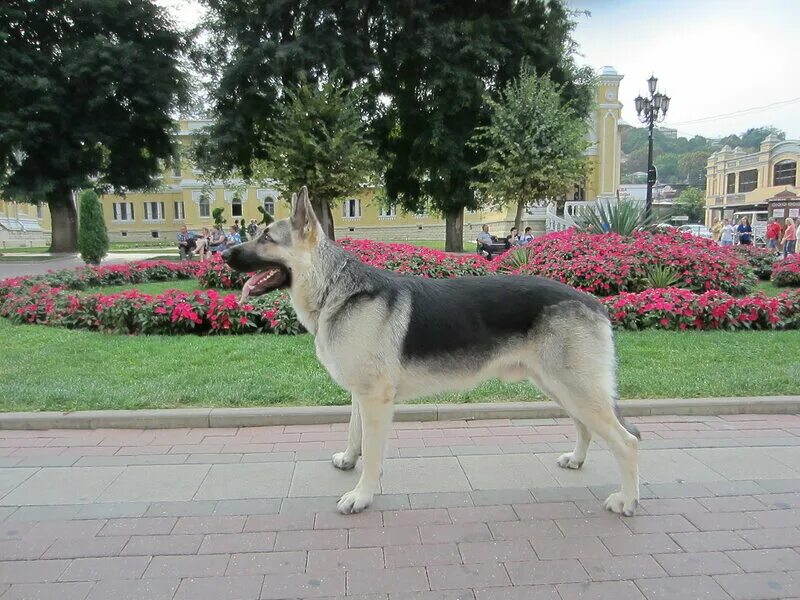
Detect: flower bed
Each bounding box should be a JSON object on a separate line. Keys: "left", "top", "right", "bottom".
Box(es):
{"left": 0, "top": 285, "right": 302, "bottom": 335}
{"left": 495, "top": 229, "right": 755, "bottom": 296}
{"left": 773, "top": 254, "right": 800, "bottom": 287}
{"left": 196, "top": 238, "right": 493, "bottom": 289}
{"left": 604, "top": 288, "right": 800, "bottom": 331}
{"left": 733, "top": 245, "right": 776, "bottom": 281}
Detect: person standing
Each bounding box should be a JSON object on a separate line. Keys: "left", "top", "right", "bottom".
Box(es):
{"left": 766, "top": 218, "right": 781, "bottom": 252}
{"left": 736, "top": 217, "right": 753, "bottom": 245}
{"left": 781, "top": 217, "right": 797, "bottom": 258}
{"left": 720, "top": 219, "right": 735, "bottom": 247}
{"left": 711, "top": 218, "right": 723, "bottom": 243}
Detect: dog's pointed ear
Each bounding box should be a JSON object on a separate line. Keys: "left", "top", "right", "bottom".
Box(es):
{"left": 291, "top": 186, "right": 319, "bottom": 236}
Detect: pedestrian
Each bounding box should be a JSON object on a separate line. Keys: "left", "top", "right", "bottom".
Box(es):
{"left": 720, "top": 218, "right": 734, "bottom": 247}
{"left": 736, "top": 217, "right": 753, "bottom": 245}
{"left": 711, "top": 219, "right": 723, "bottom": 243}
{"left": 781, "top": 217, "right": 797, "bottom": 258}
{"left": 766, "top": 218, "right": 781, "bottom": 252}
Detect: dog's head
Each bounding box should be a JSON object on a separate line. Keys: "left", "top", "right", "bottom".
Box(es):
{"left": 222, "top": 186, "right": 322, "bottom": 300}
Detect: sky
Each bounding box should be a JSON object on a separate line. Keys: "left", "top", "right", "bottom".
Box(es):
{"left": 568, "top": 0, "right": 800, "bottom": 139}
{"left": 158, "top": 0, "right": 800, "bottom": 140}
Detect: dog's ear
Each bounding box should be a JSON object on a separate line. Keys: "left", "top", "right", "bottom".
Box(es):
{"left": 291, "top": 186, "right": 319, "bottom": 237}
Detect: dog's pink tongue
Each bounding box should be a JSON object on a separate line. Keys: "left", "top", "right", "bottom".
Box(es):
{"left": 239, "top": 276, "right": 257, "bottom": 304}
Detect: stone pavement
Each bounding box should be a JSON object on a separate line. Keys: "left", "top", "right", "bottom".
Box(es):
{"left": 0, "top": 251, "right": 173, "bottom": 279}
{"left": 2, "top": 414, "right": 800, "bottom": 599}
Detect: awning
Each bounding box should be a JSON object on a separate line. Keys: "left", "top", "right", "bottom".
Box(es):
{"left": 0, "top": 218, "right": 44, "bottom": 232}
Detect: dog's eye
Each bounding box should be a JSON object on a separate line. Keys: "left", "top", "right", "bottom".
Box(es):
{"left": 262, "top": 232, "right": 273, "bottom": 243}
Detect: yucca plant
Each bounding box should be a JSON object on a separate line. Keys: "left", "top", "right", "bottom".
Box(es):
{"left": 496, "top": 246, "right": 533, "bottom": 273}
{"left": 577, "top": 199, "right": 660, "bottom": 236}
{"left": 644, "top": 264, "right": 681, "bottom": 289}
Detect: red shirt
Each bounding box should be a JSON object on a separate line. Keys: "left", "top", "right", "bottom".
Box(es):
{"left": 767, "top": 222, "right": 781, "bottom": 240}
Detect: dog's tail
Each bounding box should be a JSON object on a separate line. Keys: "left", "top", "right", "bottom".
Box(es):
{"left": 614, "top": 399, "right": 641, "bottom": 440}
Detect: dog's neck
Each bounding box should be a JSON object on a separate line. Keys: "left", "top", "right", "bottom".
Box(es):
{"left": 288, "top": 238, "right": 350, "bottom": 333}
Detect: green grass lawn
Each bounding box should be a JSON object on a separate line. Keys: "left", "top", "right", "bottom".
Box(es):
{"left": 0, "top": 318, "right": 796, "bottom": 413}
{"left": 754, "top": 280, "right": 786, "bottom": 297}
{"left": 402, "top": 240, "right": 447, "bottom": 251}
{"left": 82, "top": 280, "right": 202, "bottom": 295}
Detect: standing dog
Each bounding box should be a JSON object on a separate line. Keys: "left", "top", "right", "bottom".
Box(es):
{"left": 223, "top": 187, "right": 640, "bottom": 516}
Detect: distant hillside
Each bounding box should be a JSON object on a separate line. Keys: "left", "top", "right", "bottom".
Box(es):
{"left": 620, "top": 125, "right": 785, "bottom": 186}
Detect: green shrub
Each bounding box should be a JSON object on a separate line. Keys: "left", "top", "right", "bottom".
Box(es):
{"left": 78, "top": 189, "right": 109, "bottom": 265}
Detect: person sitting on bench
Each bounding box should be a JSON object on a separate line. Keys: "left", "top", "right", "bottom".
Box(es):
{"left": 477, "top": 224, "right": 509, "bottom": 259}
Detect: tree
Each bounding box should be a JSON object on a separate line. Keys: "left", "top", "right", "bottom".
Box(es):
{"left": 373, "top": 0, "right": 593, "bottom": 251}
{"left": 77, "top": 189, "right": 108, "bottom": 265}
{"left": 740, "top": 127, "right": 785, "bottom": 151}
{"left": 472, "top": 68, "right": 590, "bottom": 230}
{"left": 193, "top": 0, "right": 378, "bottom": 181}
{"left": 249, "top": 80, "right": 376, "bottom": 240}
{"left": 678, "top": 151, "right": 711, "bottom": 186}
{"left": 674, "top": 187, "right": 705, "bottom": 222}
{"left": 0, "top": 0, "right": 188, "bottom": 252}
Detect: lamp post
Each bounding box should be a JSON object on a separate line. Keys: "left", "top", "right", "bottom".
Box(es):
{"left": 635, "top": 76, "right": 670, "bottom": 217}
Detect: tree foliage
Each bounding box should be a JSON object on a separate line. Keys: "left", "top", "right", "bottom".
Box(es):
{"left": 471, "top": 68, "right": 590, "bottom": 228}
{"left": 78, "top": 189, "right": 108, "bottom": 265}
{"left": 373, "top": 0, "right": 593, "bottom": 250}
{"left": 196, "top": 0, "right": 591, "bottom": 251}
{"left": 251, "top": 79, "right": 377, "bottom": 240}
{"left": 674, "top": 187, "right": 706, "bottom": 222}
{"left": 0, "top": 0, "right": 189, "bottom": 252}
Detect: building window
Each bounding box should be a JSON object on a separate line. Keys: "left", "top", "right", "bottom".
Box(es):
{"left": 173, "top": 201, "right": 185, "bottom": 220}
{"left": 231, "top": 197, "right": 243, "bottom": 218}
{"left": 738, "top": 169, "right": 758, "bottom": 193}
{"left": 342, "top": 198, "right": 361, "bottom": 219}
{"left": 36, "top": 203, "right": 43, "bottom": 219}
{"left": 379, "top": 204, "right": 397, "bottom": 218}
{"left": 112, "top": 202, "right": 135, "bottom": 222}
{"left": 726, "top": 173, "right": 736, "bottom": 194}
{"left": 151, "top": 231, "right": 160, "bottom": 238}
{"left": 171, "top": 157, "right": 182, "bottom": 178}
{"left": 257, "top": 189, "right": 276, "bottom": 215}
{"left": 193, "top": 190, "right": 211, "bottom": 218}
{"left": 774, "top": 161, "right": 797, "bottom": 186}
{"left": 143, "top": 201, "right": 165, "bottom": 221}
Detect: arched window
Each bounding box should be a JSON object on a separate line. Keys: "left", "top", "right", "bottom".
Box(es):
{"left": 199, "top": 197, "right": 210, "bottom": 218}
{"left": 231, "top": 197, "right": 243, "bottom": 217}
{"left": 774, "top": 161, "right": 797, "bottom": 186}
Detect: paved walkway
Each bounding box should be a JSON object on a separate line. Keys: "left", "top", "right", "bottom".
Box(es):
{"left": 0, "top": 251, "right": 174, "bottom": 279}
{"left": 2, "top": 414, "right": 800, "bottom": 599}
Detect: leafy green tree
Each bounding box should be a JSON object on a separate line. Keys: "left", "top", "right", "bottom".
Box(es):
{"left": 678, "top": 151, "right": 711, "bottom": 186}
{"left": 193, "top": 0, "right": 378, "bottom": 181}
{"left": 374, "top": 0, "right": 593, "bottom": 251}
{"left": 472, "top": 68, "right": 590, "bottom": 230}
{"left": 654, "top": 153, "right": 680, "bottom": 182}
{"left": 251, "top": 80, "right": 377, "bottom": 241}
{"left": 740, "top": 126, "right": 785, "bottom": 150}
{"left": 77, "top": 189, "right": 108, "bottom": 265}
{"left": 674, "top": 187, "right": 706, "bottom": 222}
{"left": 0, "top": 0, "right": 188, "bottom": 252}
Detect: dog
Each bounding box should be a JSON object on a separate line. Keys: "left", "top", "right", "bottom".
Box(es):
{"left": 222, "top": 187, "right": 641, "bottom": 516}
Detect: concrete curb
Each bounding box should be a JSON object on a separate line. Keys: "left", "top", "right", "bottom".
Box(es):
{"left": 1, "top": 396, "right": 798, "bottom": 430}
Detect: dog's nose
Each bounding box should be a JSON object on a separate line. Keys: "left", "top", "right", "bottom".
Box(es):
{"left": 221, "top": 248, "right": 232, "bottom": 263}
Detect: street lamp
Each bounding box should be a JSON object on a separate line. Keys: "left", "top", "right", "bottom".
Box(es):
{"left": 635, "top": 76, "right": 670, "bottom": 217}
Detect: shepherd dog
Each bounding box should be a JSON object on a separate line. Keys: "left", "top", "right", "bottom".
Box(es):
{"left": 222, "top": 187, "right": 641, "bottom": 516}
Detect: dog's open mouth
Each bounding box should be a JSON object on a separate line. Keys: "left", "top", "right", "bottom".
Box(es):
{"left": 239, "top": 264, "right": 290, "bottom": 303}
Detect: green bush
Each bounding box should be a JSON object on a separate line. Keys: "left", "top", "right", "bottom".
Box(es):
{"left": 78, "top": 189, "right": 109, "bottom": 265}
{"left": 577, "top": 199, "right": 659, "bottom": 236}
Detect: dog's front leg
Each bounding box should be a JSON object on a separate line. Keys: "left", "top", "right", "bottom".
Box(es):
{"left": 337, "top": 394, "right": 393, "bottom": 514}
{"left": 332, "top": 396, "right": 361, "bottom": 470}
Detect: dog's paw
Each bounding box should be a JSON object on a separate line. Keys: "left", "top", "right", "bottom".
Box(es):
{"left": 557, "top": 452, "right": 584, "bottom": 470}
{"left": 332, "top": 452, "right": 357, "bottom": 471}
{"left": 337, "top": 488, "right": 373, "bottom": 514}
{"left": 604, "top": 491, "right": 638, "bottom": 517}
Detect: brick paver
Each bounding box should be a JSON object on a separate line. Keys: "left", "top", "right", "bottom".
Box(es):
{"left": 2, "top": 413, "right": 800, "bottom": 598}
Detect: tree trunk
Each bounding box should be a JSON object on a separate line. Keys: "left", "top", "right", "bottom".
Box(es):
{"left": 310, "top": 198, "right": 336, "bottom": 241}
{"left": 514, "top": 200, "right": 525, "bottom": 231}
{"left": 47, "top": 186, "right": 79, "bottom": 253}
{"left": 444, "top": 206, "right": 464, "bottom": 252}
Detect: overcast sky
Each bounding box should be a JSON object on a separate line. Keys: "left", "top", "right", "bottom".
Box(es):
{"left": 158, "top": 0, "right": 799, "bottom": 140}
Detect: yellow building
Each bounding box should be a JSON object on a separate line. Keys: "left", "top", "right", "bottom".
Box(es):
{"left": 1, "top": 66, "right": 624, "bottom": 248}
{"left": 0, "top": 200, "right": 49, "bottom": 249}
{"left": 705, "top": 134, "right": 799, "bottom": 224}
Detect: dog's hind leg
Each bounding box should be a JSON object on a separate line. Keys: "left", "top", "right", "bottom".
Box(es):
{"left": 337, "top": 393, "right": 394, "bottom": 514}
{"left": 332, "top": 396, "right": 361, "bottom": 471}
